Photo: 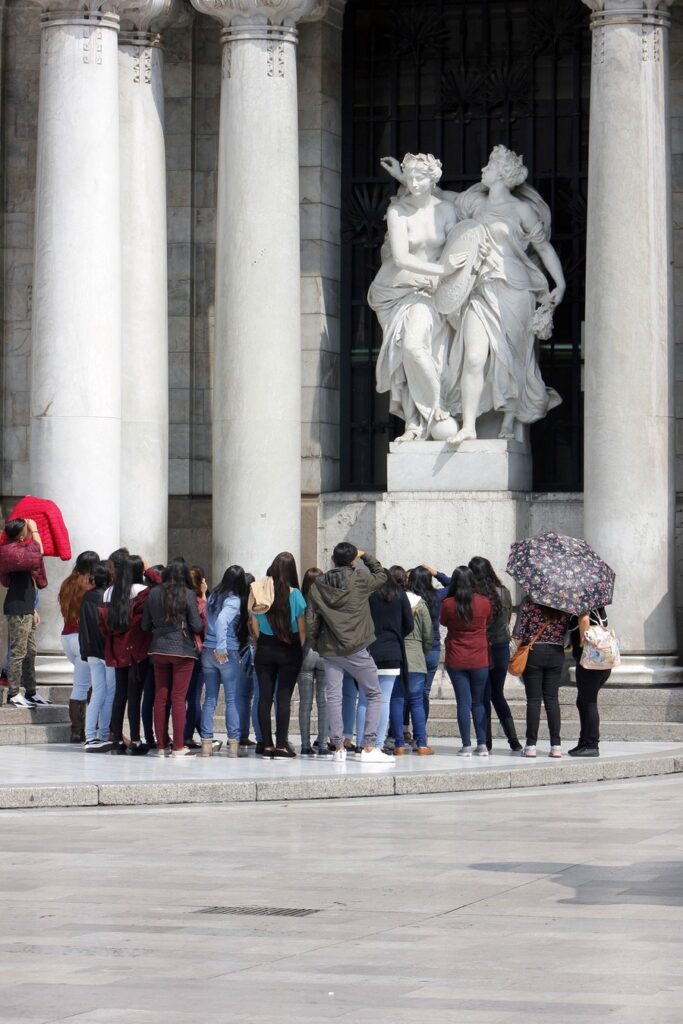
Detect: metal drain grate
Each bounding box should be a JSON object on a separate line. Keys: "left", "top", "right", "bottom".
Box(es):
{"left": 196, "top": 906, "right": 320, "bottom": 918}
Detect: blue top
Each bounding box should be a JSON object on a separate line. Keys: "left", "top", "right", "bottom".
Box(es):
{"left": 204, "top": 593, "right": 242, "bottom": 652}
{"left": 254, "top": 588, "right": 306, "bottom": 636}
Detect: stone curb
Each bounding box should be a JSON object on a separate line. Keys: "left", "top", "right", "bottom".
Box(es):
{"left": 0, "top": 751, "right": 681, "bottom": 810}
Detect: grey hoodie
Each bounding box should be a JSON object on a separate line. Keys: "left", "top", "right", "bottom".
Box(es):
{"left": 304, "top": 553, "right": 388, "bottom": 658}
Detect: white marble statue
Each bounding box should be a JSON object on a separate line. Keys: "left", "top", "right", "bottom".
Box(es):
{"left": 369, "top": 146, "right": 565, "bottom": 444}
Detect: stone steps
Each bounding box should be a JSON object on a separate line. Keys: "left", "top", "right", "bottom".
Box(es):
{"left": 0, "top": 705, "right": 71, "bottom": 745}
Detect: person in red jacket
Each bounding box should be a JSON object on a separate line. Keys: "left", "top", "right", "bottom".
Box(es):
{"left": 99, "top": 555, "right": 147, "bottom": 754}
{"left": 0, "top": 518, "right": 47, "bottom": 708}
{"left": 440, "top": 565, "right": 493, "bottom": 757}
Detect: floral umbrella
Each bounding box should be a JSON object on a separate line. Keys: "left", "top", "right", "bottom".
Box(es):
{"left": 506, "top": 532, "right": 615, "bottom": 615}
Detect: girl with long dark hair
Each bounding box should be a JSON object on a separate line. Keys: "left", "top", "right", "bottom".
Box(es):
{"left": 101, "top": 554, "right": 146, "bottom": 753}
{"left": 388, "top": 566, "right": 433, "bottom": 754}
{"left": 440, "top": 566, "right": 493, "bottom": 756}
{"left": 237, "top": 572, "right": 261, "bottom": 750}
{"left": 513, "top": 597, "right": 571, "bottom": 758}
{"left": 362, "top": 568, "right": 413, "bottom": 754}
{"left": 183, "top": 565, "right": 208, "bottom": 749}
{"left": 297, "top": 568, "right": 331, "bottom": 756}
{"left": 408, "top": 565, "right": 451, "bottom": 727}
{"left": 142, "top": 561, "right": 202, "bottom": 756}
{"left": 468, "top": 555, "right": 521, "bottom": 752}
{"left": 80, "top": 561, "right": 114, "bottom": 751}
{"left": 58, "top": 549, "right": 99, "bottom": 742}
{"left": 252, "top": 552, "right": 306, "bottom": 758}
{"left": 199, "top": 564, "right": 248, "bottom": 758}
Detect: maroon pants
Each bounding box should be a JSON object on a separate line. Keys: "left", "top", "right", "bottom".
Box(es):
{"left": 153, "top": 655, "right": 195, "bottom": 751}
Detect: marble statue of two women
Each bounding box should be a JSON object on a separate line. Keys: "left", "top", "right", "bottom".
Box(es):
{"left": 367, "top": 146, "right": 566, "bottom": 444}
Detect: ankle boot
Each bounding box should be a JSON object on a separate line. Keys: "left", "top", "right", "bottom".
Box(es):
{"left": 78, "top": 700, "right": 86, "bottom": 742}
{"left": 227, "top": 739, "right": 240, "bottom": 758}
{"left": 502, "top": 716, "right": 522, "bottom": 752}
{"left": 486, "top": 714, "right": 493, "bottom": 751}
{"left": 201, "top": 738, "right": 214, "bottom": 757}
{"left": 69, "top": 700, "right": 85, "bottom": 743}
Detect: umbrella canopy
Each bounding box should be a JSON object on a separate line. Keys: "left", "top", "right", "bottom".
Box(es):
{"left": 506, "top": 532, "right": 615, "bottom": 615}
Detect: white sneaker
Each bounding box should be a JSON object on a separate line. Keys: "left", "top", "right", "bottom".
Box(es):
{"left": 171, "top": 746, "right": 196, "bottom": 758}
{"left": 29, "top": 693, "right": 52, "bottom": 706}
{"left": 457, "top": 746, "right": 473, "bottom": 757}
{"left": 333, "top": 747, "right": 347, "bottom": 762}
{"left": 359, "top": 747, "right": 395, "bottom": 763}
{"left": 473, "top": 745, "right": 489, "bottom": 757}
{"left": 8, "top": 693, "right": 34, "bottom": 708}
{"left": 523, "top": 745, "right": 537, "bottom": 758}
{"left": 549, "top": 746, "right": 562, "bottom": 758}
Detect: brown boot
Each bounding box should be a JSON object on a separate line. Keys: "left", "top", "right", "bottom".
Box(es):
{"left": 68, "top": 700, "right": 86, "bottom": 743}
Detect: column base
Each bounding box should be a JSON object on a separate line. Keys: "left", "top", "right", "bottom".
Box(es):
{"left": 571, "top": 656, "right": 683, "bottom": 688}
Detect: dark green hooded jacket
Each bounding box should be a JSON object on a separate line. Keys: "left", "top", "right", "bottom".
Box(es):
{"left": 304, "top": 553, "right": 387, "bottom": 658}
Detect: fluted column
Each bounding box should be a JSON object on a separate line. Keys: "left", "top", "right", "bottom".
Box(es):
{"left": 118, "top": 0, "right": 175, "bottom": 563}
{"left": 30, "top": 0, "right": 134, "bottom": 651}
{"left": 582, "top": 1, "right": 678, "bottom": 667}
{"left": 189, "top": 0, "right": 327, "bottom": 577}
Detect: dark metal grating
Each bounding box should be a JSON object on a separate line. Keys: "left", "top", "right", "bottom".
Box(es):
{"left": 195, "top": 906, "right": 320, "bottom": 918}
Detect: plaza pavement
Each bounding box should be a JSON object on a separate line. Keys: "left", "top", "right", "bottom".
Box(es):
{"left": 0, "top": 775, "right": 682, "bottom": 1023}
{"left": 0, "top": 738, "right": 681, "bottom": 809}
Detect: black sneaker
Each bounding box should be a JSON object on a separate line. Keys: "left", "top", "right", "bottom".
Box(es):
{"left": 85, "top": 739, "right": 113, "bottom": 753}
{"left": 569, "top": 745, "right": 599, "bottom": 757}
{"left": 300, "top": 746, "right": 315, "bottom": 757}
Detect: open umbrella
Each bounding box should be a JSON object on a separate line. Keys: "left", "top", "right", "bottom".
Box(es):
{"left": 506, "top": 532, "right": 615, "bottom": 615}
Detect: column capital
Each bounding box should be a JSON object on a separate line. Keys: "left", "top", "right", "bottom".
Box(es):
{"left": 29, "top": 0, "right": 141, "bottom": 29}
{"left": 189, "top": 0, "right": 327, "bottom": 31}
{"left": 582, "top": 0, "right": 674, "bottom": 28}
{"left": 122, "top": 0, "right": 182, "bottom": 32}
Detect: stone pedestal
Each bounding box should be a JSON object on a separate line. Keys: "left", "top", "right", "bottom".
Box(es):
{"left": 582, "top": 0, "right": 679, "bottom": 675}
{"left": 387, "top": 439, "right": 531, "bottom": 493}
{"left": 190, "top": 0, "right": 326, "bottom": 578}
{"left": 118, "top": 18, "right": 170, "bottom": 563}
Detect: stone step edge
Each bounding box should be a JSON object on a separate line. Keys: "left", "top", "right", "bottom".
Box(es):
{"left": 0, "top": 751, "right": 680, "bottom": 809}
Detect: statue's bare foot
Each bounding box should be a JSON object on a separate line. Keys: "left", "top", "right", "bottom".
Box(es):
{"left": 396, "top": 427, "right": 421, "bottom": 443}
{"left": 498, "top": 414, "right": 515, "bottom": 440}
{"left": 433, "top": 407, "right": 450, "bottom": 422}
{"left": 447, "top": 428, "right": 477, "bottom": 446}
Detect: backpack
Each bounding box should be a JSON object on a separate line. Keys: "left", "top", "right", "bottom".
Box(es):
{"left": 580, "top": 611, "right": 620, "bottom": 671}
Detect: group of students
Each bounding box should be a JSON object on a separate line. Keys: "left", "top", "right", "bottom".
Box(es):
{"left": 2, "top": 518, "right": 609, "bottom": 760}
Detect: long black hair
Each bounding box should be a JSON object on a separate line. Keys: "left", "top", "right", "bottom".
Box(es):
{"left": 160, "top": 561, "right": 192, "bottom": 627}
{"left": 408, "top": 566, "right": 436, "bottom": 612}
{"left": 209, "top": 565, "right": 249, "bottom": 647}
{"left": 446, "top": 566, "right": 475, "bottom": 623}
{"left": 468, "top": 555, "right": 502, "bottom": 616}
{"left": 107, "top": 555, "right": 141, "bottom": 632}
{"left": 266, "top": 552, "right": 300, "bottom": 643}
{"left": 301, "top": 567, "right": 323, "bottom": 599}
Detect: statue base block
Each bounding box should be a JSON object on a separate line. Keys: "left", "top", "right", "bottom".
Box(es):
{"left": 387, "top": 438, "right": 531, "bottom": 493}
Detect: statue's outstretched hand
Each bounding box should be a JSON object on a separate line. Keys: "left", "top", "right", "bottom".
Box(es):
{"left": 380, "top": 156, "right": 403, "bottom": 182}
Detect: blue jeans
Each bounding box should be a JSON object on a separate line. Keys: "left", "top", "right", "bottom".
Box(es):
{"left": 62, "top": 633, "right": 91, "bottom": 701}
{"left": 200, "top": 648, "right": 240, "bottom": 740}
{"left": 424, "top": 648, "right": 440, "bottom": 722}
{"left": 84, "top": 658, "right": 115, "bottom": 742}
{"left": 237, "top": 648, "right": 261, "bottom": 741}
{"left": 356, "top": 673, "right": 395, "bottom": 749}
{"left": 389, "top": 671, "right": 428, "bottom": 747}
{"left": 184, "top": 658, "right": 203, "bottom": 743}
{"left": 342, "top": 673, "right": 358, "bottom": 739}
{"left": 485, "top": 642, "right": 512, "bottom": 726}
{"left": 446, "top": 666, "right": 489, "bottom": 747}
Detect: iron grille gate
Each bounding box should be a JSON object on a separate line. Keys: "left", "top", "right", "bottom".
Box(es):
{"left": 340, "top": 0, "right": 590, "bottom": 491}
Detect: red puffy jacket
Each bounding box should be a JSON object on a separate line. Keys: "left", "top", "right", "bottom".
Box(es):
{"left": 0, "top": 539, "right": 48, "bottom": 590}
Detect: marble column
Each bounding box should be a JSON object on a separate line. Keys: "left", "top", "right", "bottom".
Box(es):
{"left": 118, "top": 0, "right": 174, "bottom": 564}
{"left": 582, "top": 0, "right": 679, "bottom": 673}
{"left": 190, "top": 0, "right": 327, "bottom": 578}
{"left": 30, "top": 0, "right": 133, "bottom": 651}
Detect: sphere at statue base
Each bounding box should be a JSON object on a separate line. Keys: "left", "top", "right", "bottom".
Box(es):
{"left": 429, "top": 417, "right": 459, "bottom": 441}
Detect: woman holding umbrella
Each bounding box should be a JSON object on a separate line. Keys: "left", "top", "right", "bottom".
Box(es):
{"left": 512, "top": 599, "right": 571, "bottom": 757}
{"left": 507, "top": 532, "right": 616, "bottom": 760}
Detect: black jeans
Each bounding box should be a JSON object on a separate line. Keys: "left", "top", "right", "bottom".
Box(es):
{"left": 575, "top": 662, "right": 610, "bottom": 746}
{"left": 255, "top": 635, "right": 303, "bottom": 748}
{"left": 111, "top": 663, "right": 146, "bottom": 743}
{"left": 522, "top": 644, "right": 564, "bottom": 746}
